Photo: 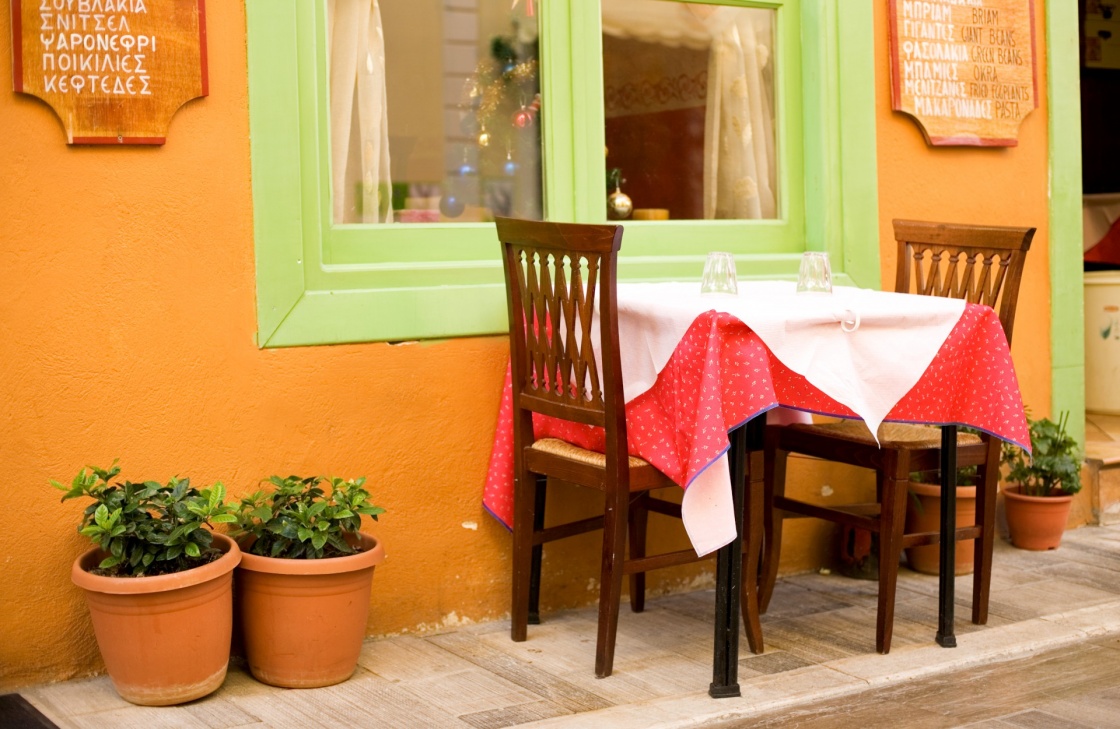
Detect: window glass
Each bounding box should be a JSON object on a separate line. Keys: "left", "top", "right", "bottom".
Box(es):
{"left": 601, "top": 0, "right": 776, "bottom": 221}
{"left": 330, "top": 0, "right": 543, "bottom": 225}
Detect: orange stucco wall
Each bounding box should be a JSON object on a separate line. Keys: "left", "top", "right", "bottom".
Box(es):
{"left": 873, "top": 1, "right": 1051, "bottom": 412}
{"left": 0, "top": 2, "right": 1051, "bottom": 689}
{"left": 0, "top": 1, "right": 514, "bottom": 688}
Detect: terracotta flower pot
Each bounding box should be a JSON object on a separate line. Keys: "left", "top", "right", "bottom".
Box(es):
{"left": 1002, "top": 484, "right": 1073, "bottom": 550}
{"left": 70, "top": 532, "right": 241, "bottom": 706}
{"left": 236, "top": 533, "right": 386, "bottom": 688}
{"left": 904, "top": 481, "right": 977, "bottom": 575}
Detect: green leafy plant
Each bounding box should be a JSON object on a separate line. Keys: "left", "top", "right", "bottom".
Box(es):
{"left": 908, "top": 427, "right": 983, "bottom": 489}
{"left": 234, "top": 475, "right": 385, "bottom": 559}
{"left": 910, "top": 465, "right": 978, "bottom": 486}
{"left": 1001, "top": 413, "right": 1082, "bottom": 497}
{"left": 54, "top": 461, "right": 237, "bottom": 577}
{"left": 908, "top": 425, "right": 983, "bottom": 513}
{"left": 907, "top": 465, "right": 979, "bottom": 515}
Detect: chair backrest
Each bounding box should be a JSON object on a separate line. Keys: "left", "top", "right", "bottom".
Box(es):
{"left": 893, "top": 219, "right": 1035, "bottom": 345}
{"left": 496, "top": 217, "right": 626, "bottom": 440}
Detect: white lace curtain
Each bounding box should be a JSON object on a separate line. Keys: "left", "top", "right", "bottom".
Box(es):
{"left": 601, "top": 1, "right": 776, "bottom": 220}
{"left": 329, "top": 0, "right": 393, "bottom": 224}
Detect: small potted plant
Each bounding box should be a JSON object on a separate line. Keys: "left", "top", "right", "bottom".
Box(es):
{"left": 233, "top": 475, "right": 386, "bottom": 688}
{"left": 905, "top": 465, "right": 979, "bottom": 575}
{"left": 56, "top": 461, "right": 240, "bottom": 706}
{"left": 1001, "top": 413, "right": 1083, "bottom": 550}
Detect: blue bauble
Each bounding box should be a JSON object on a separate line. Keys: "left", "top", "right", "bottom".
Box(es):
{"left": 440, "top": 194, "right": 466, "bottom": 218}
{"left": 503, "top": 159, "right": 519, "bottom": 176}
{"left": 459, "top": 163, "right": 477, "bottom": 176}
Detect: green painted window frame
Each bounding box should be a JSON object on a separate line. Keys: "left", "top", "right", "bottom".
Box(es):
{"left": 1046, "top": 0, "right": 1085, "bottom": 442}
{"left": 248, "top": 0, "right": 879, "bottom": 347}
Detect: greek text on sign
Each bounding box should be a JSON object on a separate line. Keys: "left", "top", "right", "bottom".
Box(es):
{"left": 889, "top": 0, "right": 1037, "bottom": 147}
{"left": 11, "top": 0, "right": 208, "bottom": 145}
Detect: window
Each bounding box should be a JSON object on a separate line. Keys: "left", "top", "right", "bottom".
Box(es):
{"left": 602, "top": 1, "right": 780, "bottom": 222}
{"left": 247, "top": 0, "right": 880, "bottom": 347}
{"left": 330, "top": 0, "right": 543, "bottom": 226}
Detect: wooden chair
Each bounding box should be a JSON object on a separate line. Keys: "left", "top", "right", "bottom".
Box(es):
{"left": 497, "top": 217, "right": 710, "bottom": 678}
{"left": 758, "top": 219, "right": 1035, "bottom": 654}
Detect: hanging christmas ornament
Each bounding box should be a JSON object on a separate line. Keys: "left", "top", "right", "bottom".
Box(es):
{"left": 503, "top": 149, "right": 519, "bottom": 176}
{"left": 512, "top": 105, "right": 535, "bottom": 129}
{"left": 457, "top": 148, "right": 477, "bottom": 177}
{"left": 478, "top": 129, "right": 491, "bottom": 147}
{"left": 608, "top": 188, "right": 633, "bottom": 220}
{"left": 512, "top": 91, "right": 539, "bottom": 129}
{"left": 440, "top": 194, "right": 466, "bottom": 218}
{"left": 606, "top": 167, "right": 632, "bottom": 220}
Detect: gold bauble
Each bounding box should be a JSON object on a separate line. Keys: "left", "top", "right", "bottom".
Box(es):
{"left": 607, "top": 189, "right": 633, "bottom": 220}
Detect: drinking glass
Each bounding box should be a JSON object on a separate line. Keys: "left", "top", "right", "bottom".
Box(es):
{"left": 797, "top": 251, "right": 832, "bottom": 294}
{"left": 700, "top": 252, "right": 738, "bottom": 296}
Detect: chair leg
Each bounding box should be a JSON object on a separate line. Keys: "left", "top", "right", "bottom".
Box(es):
{"left": 628, "top": 492, "right": 649, "bottom": 613}
{"left": 760, "top": 441, "right": 789, "bottom": 614}
{"left": 595, "top": 485, "right": 629, "bottom": 678}
{"left": 972, "top": 446, "right": 1000, "bottom": 625}
{"left": 511, "top": 467, "right": 538, "bottom": 643}
{"left": 528, "top": 475, "right": 547, "bottom": 625}
{"left": 741, "top": 448, "right": 765, "bottom": 654}
{"left": 875, "top": 457, "right": 909, "bottom": 655}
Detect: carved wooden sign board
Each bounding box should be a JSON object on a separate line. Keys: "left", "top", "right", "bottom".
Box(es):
{"left": 11, "top": 0, "right": 208, "bottom": 145}
{"left": 889, "top": 0, "right": 1037, "bottom": 147}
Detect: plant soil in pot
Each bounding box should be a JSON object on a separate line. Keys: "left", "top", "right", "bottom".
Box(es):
{"left": 904, "top": 480, "right": 977, "bottom": 575}
{"left": 1002, "top": 485, "right": 1073, "bottom": 550}
{"left": 71, "top": 533, "right": 241, "bottom": 705}
{"left": 234, "top": 475, "right": 387, "bottom": 688}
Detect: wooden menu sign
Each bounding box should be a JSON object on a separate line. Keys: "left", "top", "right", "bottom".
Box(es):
{"left": 11, "top": 0, "right": 208, "bottom": 145}
{"left": 889, "top": 0, "right": 1037, "bottom": 147}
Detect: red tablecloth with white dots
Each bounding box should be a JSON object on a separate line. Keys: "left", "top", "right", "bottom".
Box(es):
{"left": 484, "top": 298, "right": 1029, "bottom": 551}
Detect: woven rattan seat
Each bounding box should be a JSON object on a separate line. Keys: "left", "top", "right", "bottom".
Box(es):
{"left": 530, "top": 438, "right": 653, "bottom": 469}
{"left": 787, "top": 421, "right": 984, "bottom": 449}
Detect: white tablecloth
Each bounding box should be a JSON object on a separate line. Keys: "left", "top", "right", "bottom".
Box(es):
{"left": 600, "top": 281, "right": 966, "bottom": 555}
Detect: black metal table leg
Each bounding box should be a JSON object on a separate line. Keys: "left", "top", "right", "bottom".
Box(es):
{"left": 936, "top": 424, "right": 958, "bottom": 648}
{"left": 710, "top": 424, "right": 745, "bottom": 698}
{"left": 710, "top": 417, "right": 765, "bottom": 698}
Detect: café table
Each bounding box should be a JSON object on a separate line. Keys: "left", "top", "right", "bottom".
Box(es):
{"left": 484, "top": 280, "right": 1030, "bottom": 697}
